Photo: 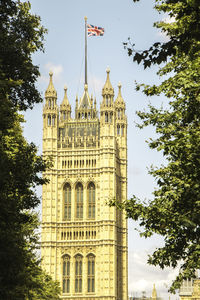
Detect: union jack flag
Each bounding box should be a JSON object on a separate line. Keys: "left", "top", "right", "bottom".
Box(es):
{"left": 87, "top": 24, "right": 105, "bottom": 37}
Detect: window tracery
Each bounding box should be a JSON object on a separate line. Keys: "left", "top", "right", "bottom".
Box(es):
{"left": 75, "top": 255, "right": 82, "bottom": 293}
{"left": 63, "top": 255, "right": 70, "bottom": 293}
{"left": 63, "top": 183, "right": 71, "bottom": 220}
{"left": 87, "top": 254, "right": 95, "bottom": 293}
{"left": 87, "top": 182, "right": 95, "bottom": 219}
{"left": 76, "top": 183, "right": 83, "bottom": 219}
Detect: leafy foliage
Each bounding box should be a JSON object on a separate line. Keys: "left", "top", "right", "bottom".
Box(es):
{"left": 124, "top": 0, "right": 200, "bottom": 68}
{"left": 0, "top": 1, "right": 60, "bottom": 299}
{"left": 118, "top": 0, "right": 200, "bottom": 293}
{"left": 0, "top": 0, "right": 47, "bottom": 110}
{"left": 0, "top": 103, "right": 60, "bottom": 299}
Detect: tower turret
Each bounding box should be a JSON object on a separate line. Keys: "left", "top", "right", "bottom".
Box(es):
{"left": 100, "top": 68, "right": 115, "bottom": 125}
{"left": 45, "top": 70, "right": 57, "bottom": 103}
{"left": 60, "top": 86, "right": 71, "bottom": 122}
{"left": 43, "top": 71, "right": 59, "bottom": 151}
{"left": 115, "top": 82, "right": 127, "bottom": 137}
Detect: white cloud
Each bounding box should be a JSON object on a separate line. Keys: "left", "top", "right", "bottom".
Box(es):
{"left": 38, "top": 62, "right": 64, "bottom": 87}
{"left": 163, "top": 16, "right": 176, "bottom": 24}
{"left": 128, "top": 250, "right": 179, "bottom": 299}
{"left": 157, "top": 16, "right": 176, "bottom": 41}
{"left": 44, "top": 62, "right": 64, "bottom": 84}
{"left": 36, "top": 62, "right": 64, "bottom": 97}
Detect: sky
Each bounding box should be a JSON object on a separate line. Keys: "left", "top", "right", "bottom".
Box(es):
{"left": 23, "top": 0, "right": 178, "bottom": 299}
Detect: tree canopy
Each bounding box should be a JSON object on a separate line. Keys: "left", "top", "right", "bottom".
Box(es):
{"left": 0, "top": 1, "right": 60, "bottom": 298}
{"left": 117, "top": 0, "right": 200, "bottom": 293}
{"left": 0, "top": 0, "right": 47, "bottom": 110}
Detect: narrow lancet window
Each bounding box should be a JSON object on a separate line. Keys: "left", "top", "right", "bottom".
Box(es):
{"left": 117, "top": 124, "right": 120, "bottom": 135}
{"left": 75, "top": 255, "right": 82, "bottom": 293}
{"left": 63, "top": 255, "right": 70, "bottom": 293}
{"left": 48, "top": 115, "right": 51, "bottom": 126}
{"left": 105, "top": 112, "right": 108, "bottom": 123}
{"left": 121, "top": 125, "right": 124, "bottom": 136}
{"left": 76, "top": 183, "right": 83, "bottom": 219}
{"left": 88, "top": 182, "right": 95, "bottom": 219}
{"left": 63, "top": 183, "right": 71, "bottom": 220}
{"left": 87, "top": 255, "right": 95, "bottom": 292}
{"left": 52, "top": 115, "right": 55, "bottom": 126}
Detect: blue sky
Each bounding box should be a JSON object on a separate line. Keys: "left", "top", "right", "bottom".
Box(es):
{"left": 23, "top": 0, "right": 178, "bottom": 298}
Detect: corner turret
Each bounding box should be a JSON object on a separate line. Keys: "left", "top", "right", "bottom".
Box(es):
{"left": 100, "top": 68, "right": 115, "bottom": 125}
{"left": 45, "top": 71, "right": 57, "bottom": 100}
{"left": 43, "top": 71, "right": 59, "bottom": 151}
{"left": 115, "top": 82, "right": 126, "bottom": 137}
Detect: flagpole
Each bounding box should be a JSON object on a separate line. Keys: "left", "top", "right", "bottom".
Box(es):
{"left": 84, "top": 16, "right": 87, "bottom": 85}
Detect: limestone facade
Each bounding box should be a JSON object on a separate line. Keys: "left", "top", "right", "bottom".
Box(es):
{"left": 180, "top": 279, "right": 200, "bottom": 300}
{"left": 41, "top": 69, "right": 128, "bottom": 299}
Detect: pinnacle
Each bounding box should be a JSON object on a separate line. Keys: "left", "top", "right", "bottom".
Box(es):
{"left": 115, "top": 82, "right": 125, "bottom": 106}
{"left": 45, "top": 71, "right": 57, "bottom": 98}
{"left": 102, "top": 67, "right": 114, "bottom": 96}
{"left": 61, "top": 85, "right": 70, "bottom": 107}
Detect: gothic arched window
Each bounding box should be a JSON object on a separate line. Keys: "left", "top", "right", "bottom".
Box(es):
{"left": 76, "top": 183, "right": 83, "bottom": 219}
{"left": 118, "top": 110, "right": 121, "bottom": 119}
{"left": 110, "top": 112, "right": 113, "bottom": 123}
{"left": 105, "top": 112, "right": 108, "bottom": 123}
{"left": 87, "top": 182, "right": 95, "bottom": 219}
{"left": 121, "top": 125, "right": 124, "bottom": 136}
{"left": 75, "top": 255, "right": 82, "bottom": 293}
{"left": 48, "top": 115, "right": 51, "bottom": 126}
{"left": 117, "top": 124, "right": 120, "bottom": 135}
{"left": 52, "top": 115, "right": 56, "bottom": 126}
{"left": 63, "top": 183, "right": 71, "bottom": 220}
{"left": 63, "top": 255, "right": 70, "bottom": 293}
{"left": 87, "top": 254, "right": 95, "bottom": 292}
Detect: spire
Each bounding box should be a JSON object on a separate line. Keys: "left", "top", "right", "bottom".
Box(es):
{"left": 45, "top": 71, "right": 57, "bottom": 98}
{"left": 152, "top": 284, "right": 157, "bottom": 299}
{"left": 60, "top": 85, "right": 71, "bottom": 121}
{"left": 61, "top": 85, "right": 70, "bottom": 107}
{"left": 78, "top": 84, "right": 91, "bottom": 109}
{"left": 115, "top": 82, "right": 125, "bottom": 107}
{"left": 102, "top": 67, "right": 114, "bottom": 96}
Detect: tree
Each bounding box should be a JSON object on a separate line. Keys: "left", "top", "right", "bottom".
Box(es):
{"left": 0, "top": 1, "right": 60, "bottom": 298}
{"left": 0, "top": 110, "right": 60, "bottom": 299}
{"left": 114, "top": 0, "right": 200, "bottom": 293}
{"left": 0, "top": 0, "right": 47, "bottom": 110}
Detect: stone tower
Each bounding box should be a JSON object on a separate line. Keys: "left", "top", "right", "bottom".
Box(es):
{"left": 41, "top": 68, "right": 128, "bottom": 300}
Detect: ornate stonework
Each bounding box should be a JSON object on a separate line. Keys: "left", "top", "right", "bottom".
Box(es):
{"left": 41, "top": 69, "right": 128, "bottom": 299}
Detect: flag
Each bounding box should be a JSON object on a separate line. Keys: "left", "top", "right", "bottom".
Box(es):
{"left": 87, "top": 24, "right": 104, "bottom": 37}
